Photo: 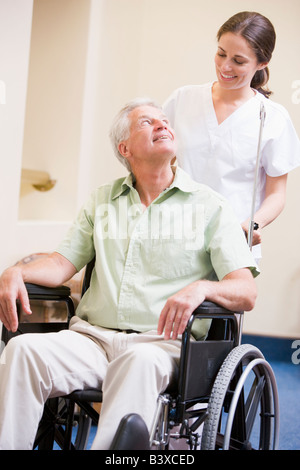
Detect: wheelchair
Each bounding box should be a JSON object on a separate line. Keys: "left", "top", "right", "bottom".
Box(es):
{"left": 1, "top": 259, "right": 280, "bottom": 451}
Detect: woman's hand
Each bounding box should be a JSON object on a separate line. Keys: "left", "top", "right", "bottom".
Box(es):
{"left": 242, "top": 222, "right": 262, "bottom": 246}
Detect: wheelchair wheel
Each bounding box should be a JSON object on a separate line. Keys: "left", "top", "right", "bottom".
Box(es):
{"left": 73, "top": 408, "right": 92, "bottom": 449}
{"left": 34, "top": 398, "right": 92, "bottom": 450}
{"left": 201, "top": 344, "right": 279, "bottom": 450}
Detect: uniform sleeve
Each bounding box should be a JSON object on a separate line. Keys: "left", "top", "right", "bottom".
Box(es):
{"left": 55, "top": 192, "right": 96, "bottom": 271}
{"left": 262, "top": 105, "right": 300, "bottom": 176}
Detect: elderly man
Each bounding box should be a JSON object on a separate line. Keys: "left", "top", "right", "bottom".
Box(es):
{"left": 0, "top": 98, "right": 258, "bottom": 450}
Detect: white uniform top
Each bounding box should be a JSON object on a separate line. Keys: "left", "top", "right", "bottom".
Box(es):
{"left": 163, "top": 82, "right": 300, "bottom": 258}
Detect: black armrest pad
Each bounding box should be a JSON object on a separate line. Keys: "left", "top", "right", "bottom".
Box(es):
{"left": 193, "top": 300, "right": 241, "bottom": 316}
{"left": 25, "top": 283, "right": 71, "bottom": 298}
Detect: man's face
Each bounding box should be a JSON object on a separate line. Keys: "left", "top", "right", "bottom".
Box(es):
{"left": 119, "top": 105, "right": 176, "bottom": 167}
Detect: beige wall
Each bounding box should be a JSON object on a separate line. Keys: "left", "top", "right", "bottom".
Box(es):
{"left": 1, "top": 0, "right": 299, "bottom": 337}
{"left": 19, "top": 0, "right": 91, "bottom": 221}
{"left": 0, "top": 0, "right": 34, "bottom": 266}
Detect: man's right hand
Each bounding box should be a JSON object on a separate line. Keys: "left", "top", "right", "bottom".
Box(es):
{"left": 0, "top": 253, "right": 78, "bottom": 333}
{"left": 0, "top": 267, "right": 31, "bottom": 332}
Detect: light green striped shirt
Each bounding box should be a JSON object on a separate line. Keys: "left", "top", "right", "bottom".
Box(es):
{"left": 56, "top": 167, "right": 259, "bottom": 334}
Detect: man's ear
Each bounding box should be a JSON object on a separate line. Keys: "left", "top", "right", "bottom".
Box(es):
{"left": 118, "top": 141, "right": 130, "bottom": 158}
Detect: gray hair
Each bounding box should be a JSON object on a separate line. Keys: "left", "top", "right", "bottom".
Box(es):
{"left": 109, "top": 97, "right": 162, "bottom": 171}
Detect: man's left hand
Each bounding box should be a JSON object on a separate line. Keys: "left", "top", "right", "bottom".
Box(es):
{"left": 157, "top": 282, "right": 206, "bottom": 340}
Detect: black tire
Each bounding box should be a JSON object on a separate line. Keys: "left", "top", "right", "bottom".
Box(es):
{"left": 201, "top": 344, "right": 279, "bottom": 450}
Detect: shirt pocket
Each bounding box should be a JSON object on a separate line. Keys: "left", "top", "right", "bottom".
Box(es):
{"left": 149, "top": 237, "right": 203, "bottom": 280}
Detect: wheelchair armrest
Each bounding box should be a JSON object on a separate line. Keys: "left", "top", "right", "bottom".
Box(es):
{"left": 192, "top": 300, "right": 243, "bottom": 317}
{"left": 24, "top": 282, "right": 76, "bottom": 320}
{"left": 2, "top": 284, "right": 76, "bottom": 345}
{"left": 25, "top": 282, "right": 72, "bottom": 299}
{"left": 184, "top": 300, "right": 242, "bottom": 341}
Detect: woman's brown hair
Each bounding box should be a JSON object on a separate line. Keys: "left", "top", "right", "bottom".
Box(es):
{"left": 217, "top": 11, "right": 276, "bottom": 98}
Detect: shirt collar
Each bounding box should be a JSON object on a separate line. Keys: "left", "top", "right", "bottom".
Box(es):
{"left": 111, "top": 166, "right": 200, "bottom": 200}
{"left": 111, "top": 173, "right": 136, "bottom": 200}
{"left": 168, "top": 166, "right": 200, "bottom": 193}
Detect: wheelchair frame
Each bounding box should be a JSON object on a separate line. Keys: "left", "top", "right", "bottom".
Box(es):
{"left": 1, "top": 264, "right": 280, "bottom": 451}
{"left": 150, "top": 305, "right": 280, "bottom": 450}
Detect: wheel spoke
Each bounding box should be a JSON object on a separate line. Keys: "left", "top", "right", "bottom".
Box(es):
{"left": 245, "top": 375, "right": 265, "bottom": 441}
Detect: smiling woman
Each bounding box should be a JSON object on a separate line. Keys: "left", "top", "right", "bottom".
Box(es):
{"left": 216, "top": 11, "right": 275, "bottom": 98}
{"left": 214, "top": 33, "right": 268, "bottom": 96}
{"left": 163, "top": 11, "right": 300, "bottom": 262}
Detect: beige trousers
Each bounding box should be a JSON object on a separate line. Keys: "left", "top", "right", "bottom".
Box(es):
{"left": 0, "top": 317, "right": 181, "bottom": 450}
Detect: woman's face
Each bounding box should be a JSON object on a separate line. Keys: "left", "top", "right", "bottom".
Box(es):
{"left": 215, "top": 32, "right": 267, "bottom": 92}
